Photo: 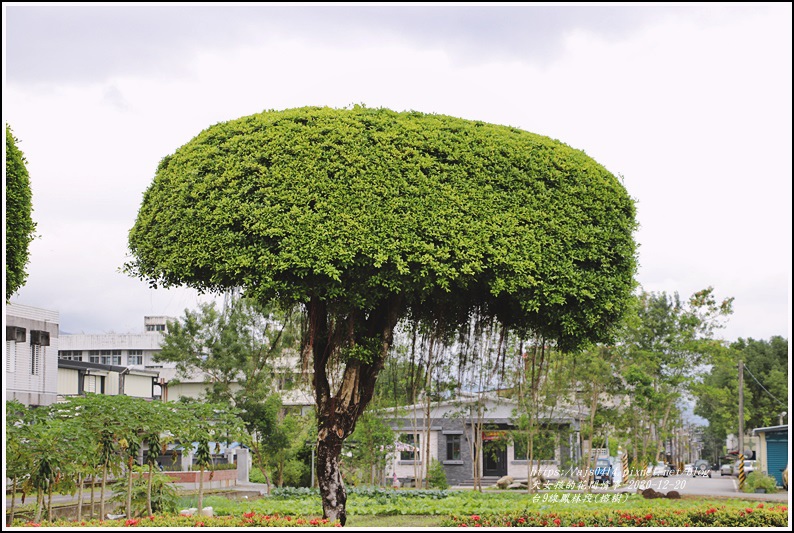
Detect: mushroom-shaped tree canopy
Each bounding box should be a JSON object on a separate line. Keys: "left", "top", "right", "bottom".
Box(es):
{"left": 127, "top": 106, "right": 637, "bottom": 523}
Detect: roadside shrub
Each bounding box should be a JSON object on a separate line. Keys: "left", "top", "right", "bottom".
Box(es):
{"left": 742, "top": 471, "right": 778, "bottom": 493}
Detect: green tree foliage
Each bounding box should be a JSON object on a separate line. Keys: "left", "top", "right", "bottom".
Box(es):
{"left": 693, "top": 336, "right": 788, "bottom": 442}
{"left": 6, "top": 124, "right": 37, "bottom": 300}
{"left": 156, "top": 297, "right": 303, "bottom": 492}
{"left": 126, "top": 105, "right": 638, "bottom": 523}
{"left": 348, "top": 409, "right": 395, "bottom": 485}
{"left": 170, "top": 399, "right": 249, "bottom": 512}
{"left": 619, "top": 287, "right": 733, "bottom": 461}
{"left": 156, "top": 297, "right": 301, "bottom": 406}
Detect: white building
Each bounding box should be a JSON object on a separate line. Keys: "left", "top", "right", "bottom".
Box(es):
{"left": 5, "top": 302, "right": 60, "bottom": 407}
{"left": 59, "top": 316, "right": 314, "bottom": 412}
{"left": 58, "top": 316, "right": 176, "bottom": 398}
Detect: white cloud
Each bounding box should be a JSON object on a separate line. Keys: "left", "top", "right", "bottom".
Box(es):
{"left": 4, "top": 4, "right": 791, "bottom": 343}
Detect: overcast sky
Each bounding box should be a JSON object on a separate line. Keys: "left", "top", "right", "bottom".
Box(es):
{"left": 3, "top": 3, "right": 791, "bottom": 345}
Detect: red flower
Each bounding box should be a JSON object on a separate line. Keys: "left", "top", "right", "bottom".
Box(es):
{"left": 553, "top": 518, "right": 561, "bottom": 526}
{"left": 757, "top": 503, "right": 764, "bottom": 508}
{"left": 125, "top": 518, "right": 140, "bottom": 526}
{"left": 243, "top": 512, "right": 255, "bottom": 519}
{"left": 745, "top": 508, "right": 753, "bottom": 514}
{"left": 645, "top": 514, "right": 652, "bottom": 521}
{"left": 579, "top": 521, "right": 585, "bottom": 526}
{"left": 517, "top": 518, "right": 525, "bottom": 524}
{"left": 471, "top": 515, "right": 480, "bottom": 521}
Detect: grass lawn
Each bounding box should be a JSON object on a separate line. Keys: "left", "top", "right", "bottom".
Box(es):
{"left": 345, "top": 514, "right": 443, "bottom": 527}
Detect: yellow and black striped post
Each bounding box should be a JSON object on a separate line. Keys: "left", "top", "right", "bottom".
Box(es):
{"left": 738, "top": 454, "right": 746, "bottom": 490}
{"left": 622, "top": 452, "right": 629, "bottom": 484}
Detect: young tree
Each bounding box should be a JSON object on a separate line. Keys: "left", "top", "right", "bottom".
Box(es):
{"left": 6, "top": 124, "right": 37, "bottom": 300}
{"left": 172, "top": 400, "right": 248, "bottom": 513}
{"left": 155, "top": 296, "right": 302, "bottom": 489}
{"left": 126, "top": 106, "right": 638, "bottom": 523}
{"left": 693, "top": 336, "right": 788, "bottom": 445}
{"left": 5, "top": 400, "right": 33, "bottom": 524}
{"left": 620, "top": 287, "right": 733, "bottom": 463}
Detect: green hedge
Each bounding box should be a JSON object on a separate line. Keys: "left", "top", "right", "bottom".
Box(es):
{"left": 12, "top": 512, "right": 338, "bottom": 528}
{"left": 443, "top": 503, "right": 789, "bottom": 527}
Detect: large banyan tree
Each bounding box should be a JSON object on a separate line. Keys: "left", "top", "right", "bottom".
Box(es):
{"left": 127, "top": 106, "right": 637, "bottom": 523}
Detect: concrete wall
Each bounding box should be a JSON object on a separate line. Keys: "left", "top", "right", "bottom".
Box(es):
{"left": 124, "top": 373, "right": 154, "bottom": 398}
{"left": 5, "top": 303, "right": 59, "bottom": 407}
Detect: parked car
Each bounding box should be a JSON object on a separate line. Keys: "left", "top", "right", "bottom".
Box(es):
{"left": 693, "top": 459, "right": 712, "bottom": 477}
{"left": 590, "top": 458, "right": 614, "bottom": 486}
{"left": 733, "top": 459, "right": 757, "bottom": 476}
{"left": 720, "top": 463, "right": 734, "bottom": 476}
{"left": 650, "top": 461, "right": 672, "bottom": 477}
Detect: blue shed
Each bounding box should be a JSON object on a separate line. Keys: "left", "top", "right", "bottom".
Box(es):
{"left": 752, "top": 424, "right": 789, "bottom": 487}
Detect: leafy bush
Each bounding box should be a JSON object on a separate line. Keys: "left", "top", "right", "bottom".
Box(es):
{"left": 13, "top": 512, "right": 338, "bottom": 527}
{"left": 443, "top": 503, "right": 789, "bottom": 527}
{"left": 189, "top": 462, "right": 238, "bottom": 471}
{"left": 742, "top": 471, "right": 778, "bottom": 493}
{"left": 108, "top": 469, "right": 179, "bottom": 517}
{"left": 427, "top": 459, "right": 449, "bottom": 490}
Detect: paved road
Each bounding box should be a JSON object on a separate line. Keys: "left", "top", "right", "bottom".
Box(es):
{"left": 612, "top": 471, "right": 789, "bottom": 502}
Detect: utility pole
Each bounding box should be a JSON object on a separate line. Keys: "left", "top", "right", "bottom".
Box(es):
{"left": 738, "top": 360, "right": 744, "bottom": 450}
{"left": 738, "top": 360, "right": 745, "bottom": 490}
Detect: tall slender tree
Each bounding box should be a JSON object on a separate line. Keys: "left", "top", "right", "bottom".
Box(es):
{"left": 6, "top": 124, "right": 37, "bottom": 300}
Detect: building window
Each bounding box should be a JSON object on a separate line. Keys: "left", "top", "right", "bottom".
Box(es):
{"left": 399, "top": 433, "right": 420, "bottom": 461}
{"left": 447, "top": 434, "right": 462, "bottom": 461}
{"left": 127, "top": 350, "right": 143, "bottom": 366}
{"left": 89, "top": 350, "right": 100, "bottom": 363}
{"left": 59, "top": 350, "right": 83, "bottom": 361}
{"left": 277, "top": 373, "right": 296, "bottom": 390}
{"left": 146, "top": 324, "right": 166, "bottom": 332}
{"left": 6, "top": 340, "right": 16, "bottom": 372}
{"left": 100, "top": 350, "right": 122, "bottom": 365}
{"left": 31, "top": 345, "right": 42, "bottom": 375}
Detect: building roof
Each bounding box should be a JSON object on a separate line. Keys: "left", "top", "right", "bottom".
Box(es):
{"left": 57, "top": 359, "right": 159, "bottom": 377}
{"left": 751, "top": 424, "right": 788, "bottom": 435}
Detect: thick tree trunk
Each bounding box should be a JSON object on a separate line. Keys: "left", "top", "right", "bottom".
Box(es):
{"left": 316, "top": 428, "right": 347, "bottom": 524}
{"left": 308, "top": 295, "right": 401, "bottom": 526}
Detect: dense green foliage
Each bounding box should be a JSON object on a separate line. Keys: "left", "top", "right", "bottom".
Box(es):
{"left": 6, "top": 124, "right": 36, "bottom": 300}
{"left": 444, "top": 501, "right": 788, "bottom": 527}
{"left": 127, "top": 105, "right": 637, "bottom": 352}
{"left": 693, "top": 336, "right": 788, "bottom": 444}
